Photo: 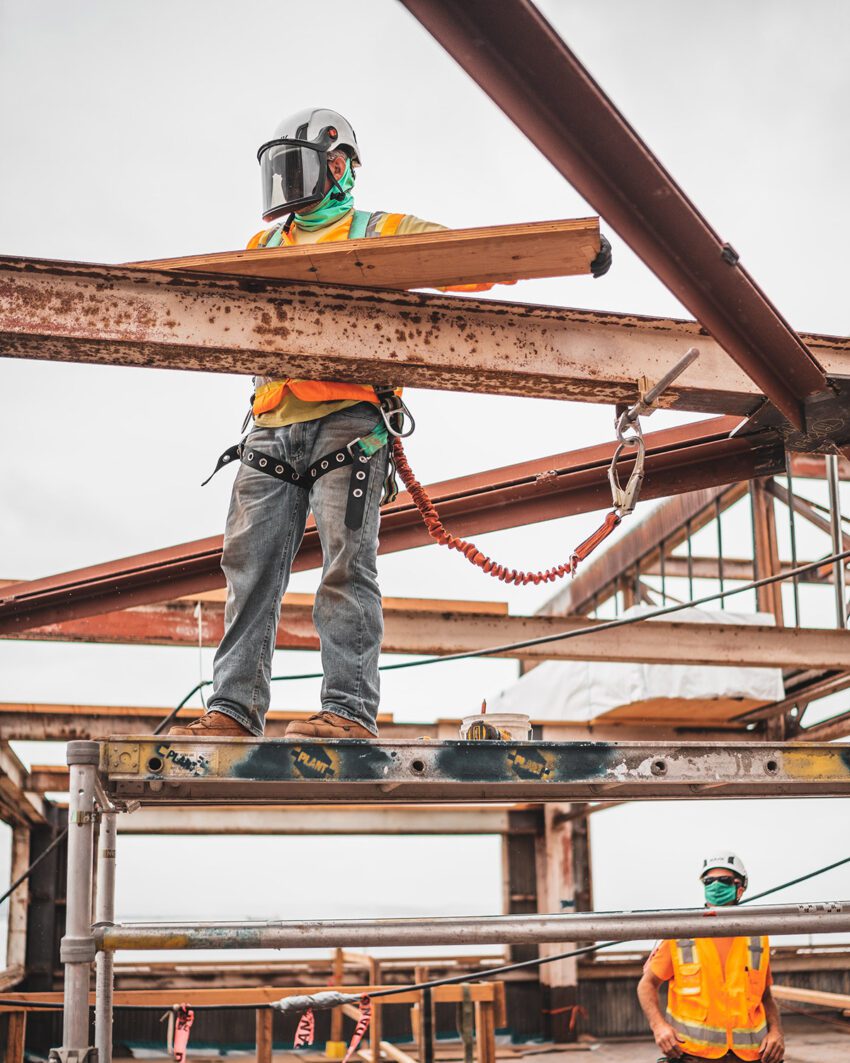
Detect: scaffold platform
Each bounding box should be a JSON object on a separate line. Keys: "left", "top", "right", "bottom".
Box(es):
{"left": 101, "top": 736, "right": 850, "bottom": 802}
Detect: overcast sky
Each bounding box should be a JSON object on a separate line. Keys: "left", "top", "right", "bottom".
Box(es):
{"left": 1, "top": 0, "right": 849, "bottom": 963}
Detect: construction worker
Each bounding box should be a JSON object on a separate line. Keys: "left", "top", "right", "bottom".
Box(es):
{"left": 171, "top": 107, "right": 612, "bottom": 742}
{"left": 636, "top": 853, "right": 784, "bottom": 1063}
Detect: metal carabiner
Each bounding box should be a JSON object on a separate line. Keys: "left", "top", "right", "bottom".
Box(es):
{"left": 379, "top": 396, "right": 416, "bottom": 438}
{"left": 608, "top": 427, "right": 646, "bottom": 517}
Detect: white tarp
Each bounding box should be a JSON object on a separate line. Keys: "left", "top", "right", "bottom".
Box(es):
{"left": 486, "top": 606, "right": 785, "bottom": 722}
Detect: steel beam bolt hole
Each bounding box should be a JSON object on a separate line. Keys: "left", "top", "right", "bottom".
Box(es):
{"left": 651, "top": 759, "right": 667, "bottom": 776}
{"left": 147, "top": 756, "right": 164, "bottom": 773}
{"left": 410, "top": 759, "right": 426, "bottom": 774}
{"left": 765, "top": 759, "right": 779, "bottom": 774}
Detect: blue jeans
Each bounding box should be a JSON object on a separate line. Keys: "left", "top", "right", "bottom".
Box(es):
{"left": 208, "top": 402, "right": 388, "bottom": 736}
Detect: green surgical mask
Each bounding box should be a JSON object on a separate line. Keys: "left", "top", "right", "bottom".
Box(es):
{"left": 294, "top": 159, "right": 355, "bottom": 230}
{"left": 704, "top": 879, "right": 738, "bottom": 907}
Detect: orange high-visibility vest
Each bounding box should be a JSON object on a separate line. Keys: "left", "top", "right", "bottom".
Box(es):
{"left": 247, "top": 211, "right": 406, "bottom": 417}
{"left": 666, "top": 936, "right": 769, "bottom": 1060}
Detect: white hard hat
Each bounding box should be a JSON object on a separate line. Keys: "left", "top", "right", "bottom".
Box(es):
{"left": 700, "top": 852, "right": 748, "bottom": 889}
{"left": 257, "top": 107, "right": 362, "bottom": 221}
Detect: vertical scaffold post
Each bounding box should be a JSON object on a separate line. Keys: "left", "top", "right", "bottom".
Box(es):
{"left": 51, "top": 741, "right": 100, "bottom": 1063}
{"left": 95, "top": 812, "right": 117, "bottom": 1063}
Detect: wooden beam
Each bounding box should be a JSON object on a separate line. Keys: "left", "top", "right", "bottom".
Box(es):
{"left": 0, "top": 745, "right": 45, "bottom": 828}
{"left": 0, "top": 982, "right": 499, "bottom": 1011}
{"left": 131, "top": 218, "right": 601, "bottom": 289}
{"left": 5, "top": 829, "right": 30, "bottom": 972}
{"left": 750, "top": 480, "right": 784, "bottom": 626}
{"left": 2, "top": 256, "right": 849, "bottom": 417}
{"left": 770, "top": 984, "right": 850, "bottom": 1011}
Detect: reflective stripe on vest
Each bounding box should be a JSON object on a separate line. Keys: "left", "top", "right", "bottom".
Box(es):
{"left": 251, "top": 210, "right": 407, "bottom": 417}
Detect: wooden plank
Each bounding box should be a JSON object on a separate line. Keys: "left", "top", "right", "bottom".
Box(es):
{"left": 129, "top": 218, "right": 600, "bottom": 291}
{"left": 256, "top": 1008, "right": 273, "bottom": 1063}
{"left": 377, "top": 1043, "right": 418, "bottom": 1063}
{"left": 329, "top": 947, "right": 345, "bottom": 1050}
{"left": 0, "top": 983, "right": 497, "bottom": 1011}
{"left": 770, "top": 983, "right": 850, "bottom": 1010}
{"left": 474, "top": 1001, "right": 496, "bottom": 1063}
{"left": 4, "top": 1010, "right": 26, "bottom": 1063}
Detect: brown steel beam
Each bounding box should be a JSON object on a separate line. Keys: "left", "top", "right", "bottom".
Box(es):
{"left": 0, "top": 417, "right": 784, "bottom": 633}
{"left": 9, "top": 601, "right": 847, "bottom": 670}
{"left": 400, "top": 0, "right": 828, "bottom": 430}
{"left": 2, "top": 257, "right": 850, "bottom": 419}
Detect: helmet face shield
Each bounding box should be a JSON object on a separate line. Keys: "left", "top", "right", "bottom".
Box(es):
{"left": 259, "top": 140, "right": 327, "bottom": 221}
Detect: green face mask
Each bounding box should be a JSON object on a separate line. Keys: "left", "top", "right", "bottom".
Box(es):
{"left": 704, "top": 879, "right": 738, "bottom": 907}
{"left": 294, "top": 158, "right": 355, "bottom": 230}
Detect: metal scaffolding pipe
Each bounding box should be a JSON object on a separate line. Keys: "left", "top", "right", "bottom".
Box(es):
{"left": 97, "top": 901, "right": 850, "bottom": 952}
{"left": 95, "top": 813, "right": 117, "bottom": 1063}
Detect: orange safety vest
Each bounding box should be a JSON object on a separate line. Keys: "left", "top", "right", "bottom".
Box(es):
{"left": 666, "top": 936, "right": 769, "bottom": 1060}
{"left": 247, "top": 211, "right": 406, "bottom": 417}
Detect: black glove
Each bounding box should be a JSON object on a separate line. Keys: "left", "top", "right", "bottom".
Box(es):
{"left": 591, "top": 234, "right": 612, "bottom": 278}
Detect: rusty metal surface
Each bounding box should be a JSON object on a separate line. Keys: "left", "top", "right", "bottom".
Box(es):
{"left": 400, "top": 0, "right": 830, "bottom": 431}
{"left": 99, "top": 737, "right": 850, "bottom": 803}
{"left": 0, "top": 416, "right": 784, "bottom": 633}
{"left": 10, "top": 599, "right": 850, "bottom": 671}
{"left": 3, "top": 257, "right": 850, "bottom": 417}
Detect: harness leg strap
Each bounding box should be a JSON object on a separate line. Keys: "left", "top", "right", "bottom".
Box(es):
{"left": 345, "top": 451, "right": 372, "bottom": 530}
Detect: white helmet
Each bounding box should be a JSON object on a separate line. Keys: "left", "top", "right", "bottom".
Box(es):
{"left": 700, "top": 852, "right": 748, "bottom": 889}
{"left": 257, "top": 107, "right": 361, "bottom": 221}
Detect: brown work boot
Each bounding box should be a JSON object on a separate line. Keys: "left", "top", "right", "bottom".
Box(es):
{"left": 169, "top": 710, "right": 253, "bottom": 738}
{"left": 284, "top": 711, "right": 376, "bottom": 741}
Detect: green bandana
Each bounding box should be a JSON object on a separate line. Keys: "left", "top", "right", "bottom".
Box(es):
{"left": 704, "top": 879, "right": 738, "bottom": 907}
{"left": 294, "top": 159, "right": 355, "bottom": 231}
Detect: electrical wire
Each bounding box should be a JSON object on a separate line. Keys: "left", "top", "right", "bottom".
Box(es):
{"left": 164, "top": 546, "right": 850, "bottom": 728}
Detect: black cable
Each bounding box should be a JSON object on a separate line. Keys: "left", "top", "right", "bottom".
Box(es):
{"left": 745, "top": 855, "right": 850, "bottom": 903}
{"left": 164, "top": 546, "right": 850, "bottom": 729}
{"left": 0, "top": 826, "right": 69, "bottom": 908}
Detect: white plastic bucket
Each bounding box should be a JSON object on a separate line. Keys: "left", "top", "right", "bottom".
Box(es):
{"left": 460, "top": 712, "right": 532, "bottom": 741}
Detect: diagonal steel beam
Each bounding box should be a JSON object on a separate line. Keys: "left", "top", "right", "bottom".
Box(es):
{"left": 0, "top": 417, "right": 783, "bottom": 633}
{"left": 399, "top": 0, "right": 828, "bottom": 430}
